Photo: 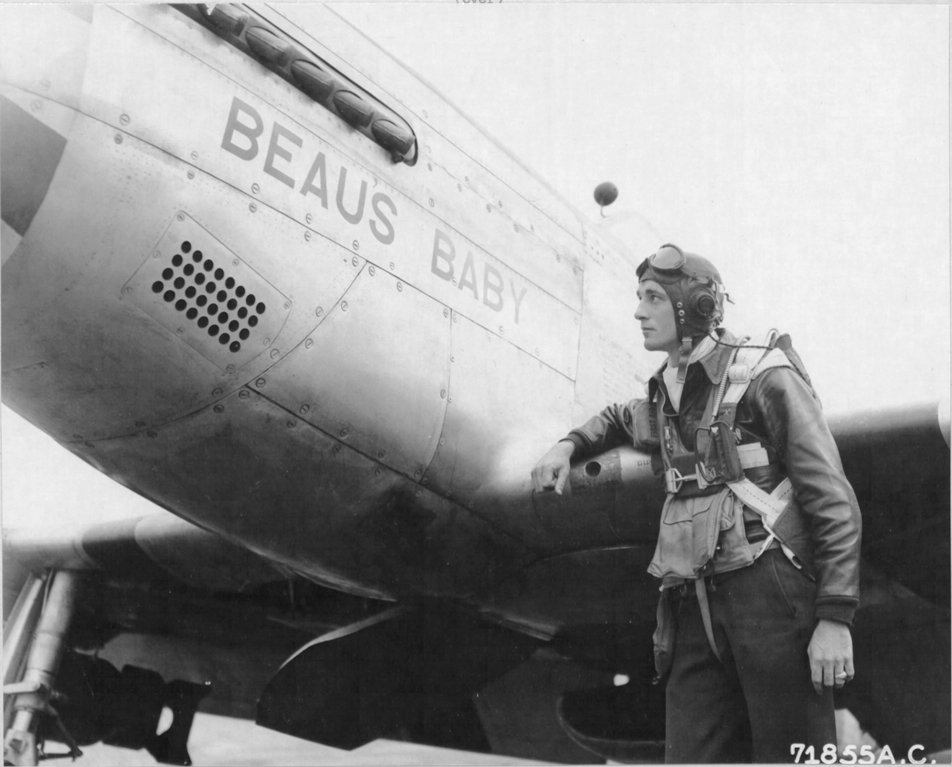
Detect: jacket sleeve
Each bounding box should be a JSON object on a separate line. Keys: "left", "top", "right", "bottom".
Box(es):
{"left": 561, "top": 398, "right": 658, "bottom": 457}
{"left": 748, "top": 368, "right": 862, "bottom": 625}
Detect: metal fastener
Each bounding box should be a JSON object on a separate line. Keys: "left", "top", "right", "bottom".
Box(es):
{"left": 256, "top": 378, "right": 266, "bottom": 387}
{"left": 119, "top": 114, "right": 130, "bottom": 125}
{"left": 252, "top": 183, "right": 260, "bottom": 194}
{"left": 214, "top": 404, "right": 225, "bottom": 414}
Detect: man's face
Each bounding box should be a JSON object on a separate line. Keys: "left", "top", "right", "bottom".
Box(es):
{"left": 635, "top": 279, "right": 679, "bottom": 353}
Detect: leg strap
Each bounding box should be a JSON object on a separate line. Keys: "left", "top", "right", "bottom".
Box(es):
{"left": 695, "top": 579, "right": 723, "bottom": 663}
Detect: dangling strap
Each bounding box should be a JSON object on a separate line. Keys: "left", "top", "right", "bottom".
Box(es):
{"left": 675, "top": 337, "right": 693, "bottom": 384}
{"left": 695, "top": 579, "right": 722, "bottom": 662}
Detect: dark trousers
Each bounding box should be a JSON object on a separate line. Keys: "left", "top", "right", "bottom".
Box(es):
{"left": 664, "top": 549, "right": 836, "bottom": 763}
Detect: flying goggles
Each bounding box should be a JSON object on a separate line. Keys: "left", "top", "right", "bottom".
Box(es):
{"left": 637, "top": 243, "right": 687, "bottom": 276}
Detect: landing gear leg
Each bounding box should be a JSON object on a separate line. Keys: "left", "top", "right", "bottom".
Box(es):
{"left": 3, "top": 571, "right": 80, "bottom": 767}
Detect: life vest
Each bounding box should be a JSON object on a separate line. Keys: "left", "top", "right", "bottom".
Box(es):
{"left": 648, "top": 330, "right": 811, "bottom": 585}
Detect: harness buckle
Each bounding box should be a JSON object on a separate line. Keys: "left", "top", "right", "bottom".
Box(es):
{"left": 664, "top": 467, "right": 685, "bottom": 494}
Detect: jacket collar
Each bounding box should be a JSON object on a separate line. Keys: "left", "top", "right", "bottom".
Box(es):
{"left": 648, "top": 329, "right": 739, "bottom": 399}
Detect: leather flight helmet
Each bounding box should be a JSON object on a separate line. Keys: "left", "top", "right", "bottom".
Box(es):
{"left": 636, "top": 243, "right": 726, "bottom": 340}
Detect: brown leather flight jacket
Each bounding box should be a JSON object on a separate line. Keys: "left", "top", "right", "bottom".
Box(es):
{"left": 564, "top": 330, "right": 862, "bottom": 625}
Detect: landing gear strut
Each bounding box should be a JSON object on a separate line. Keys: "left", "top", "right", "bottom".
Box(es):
{"left": 3, "top": 571, "right": 80, "bottom": 766}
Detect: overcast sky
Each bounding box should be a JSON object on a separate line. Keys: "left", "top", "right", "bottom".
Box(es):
{"left": 2, "top": 3, "right": 949, "bottom": 531}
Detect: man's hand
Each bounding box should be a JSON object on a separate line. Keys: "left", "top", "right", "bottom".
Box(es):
{"left": 531, "top": 441, "right": 575, "bottom": 495}
{"left": 807, "top": 618, "right": 854, "bottom": 694}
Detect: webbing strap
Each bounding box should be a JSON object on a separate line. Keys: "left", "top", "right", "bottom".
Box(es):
{"left": 694, "top": 579, "right": 722, "bottom": 662}
{"left": 726, "top": 476, "right": 794, "bottom": 529}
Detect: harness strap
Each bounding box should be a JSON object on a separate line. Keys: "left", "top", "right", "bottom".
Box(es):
{"left": 695, "top": 579, "right": 722, "bottom": 662}
{"left": 727, "top": 476, "right": 803, "bottom": 569}
{"left": 726, "top": 476, "right": 794, "bottom": 529}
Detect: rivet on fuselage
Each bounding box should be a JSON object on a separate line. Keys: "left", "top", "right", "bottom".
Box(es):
{"left": 270, "top": 349, "right": 280, "bottom": 359}
{"left": 341, "top": 301, "right": 349, "bottom": 312}
{"left": 306, "top": 213, "right": 313, "bottom": 225}
{"left": 187, "top": 170, "right": 195, "bottom": 180}
{"left": 252, "top": 183, "right": 260, "bottom": 194}
{"left": 300, "top": 404, "right": 310, "bottom": 415}
{"left": 369, "top": 265, "right": 376, "bottom": 276}
{"left": 214, "top": 404, "right": 225, "bottom": 414}
{"left": 353, "top": 241, "right": 360, "bottom": 252}
{"left": 315, "top": 307, "right": 324, "bottom": 317}
{"left": 114, "top": 134, "right": 123, "bottom": 144}
{"left": 340, "top": 429, "right": 348, "bottom": 438}
{"left": 190, "top": 151, "right": 199, "bottom": 161}
{"left": 396, "top": 283, "right": 403, "bottom": 292}
{"left": 305, "top": 231, "right": 311, "bottom": 241}
{"left": 305, "top": 339, "right": 314, "bottom": 349}
{"left": 119, "top": 114, "right": 130, "bottom": 125}
{"left": 238, "top": 389, "right": 250, "bottom": 399}
{"left": 212, "top": 387, "right": 223, "bottom": 397}
{"left": 249, "top": 203, "right": 257, "bottom": 213}
{"left": 256, "top": 378, "right": 266, "bottom": 387}
{"left": 440, "top": 389, "right": 447, "bottom": 399}
{"left": 286, "top": 420, "right": 295, "bottom": 429}
{"left": 442, "top": 308, "right": 449, "bottom": 318}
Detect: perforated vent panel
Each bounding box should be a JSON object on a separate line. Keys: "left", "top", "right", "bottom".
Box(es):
{"left": 124, "top": 212, "right": 290, "bottom": 370}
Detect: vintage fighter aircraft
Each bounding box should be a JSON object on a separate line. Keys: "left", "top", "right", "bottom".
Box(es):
{"left": 2, "top": 4, "right": 949, "bottom": 765}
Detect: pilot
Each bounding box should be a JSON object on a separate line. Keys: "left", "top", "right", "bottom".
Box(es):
{"left": 531, "top": 244, "right": 861, "bottom": 763}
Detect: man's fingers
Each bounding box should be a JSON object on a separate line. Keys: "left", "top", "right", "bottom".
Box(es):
{"left": 810, "top": 660, "right": 823, "bottom": 695}
{"left": 554, "top": 467, "right": 568, "bottom": 495}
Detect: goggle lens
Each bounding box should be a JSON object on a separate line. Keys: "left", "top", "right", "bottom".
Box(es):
{"left": 650, "top": 243, "right": 686, "bottom": 273}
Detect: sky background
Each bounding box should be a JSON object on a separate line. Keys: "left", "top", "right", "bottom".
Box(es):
{"left": 0, "top": 3, "right": 948, "bottom": 763}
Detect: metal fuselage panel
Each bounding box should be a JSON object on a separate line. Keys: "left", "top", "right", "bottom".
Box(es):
{"left": 1, "top": 5, "right": 657, "bottom": 627}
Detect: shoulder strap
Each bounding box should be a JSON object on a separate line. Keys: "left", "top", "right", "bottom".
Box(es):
{"left": 710, "top": 330, "right": 795, "bottom": 428}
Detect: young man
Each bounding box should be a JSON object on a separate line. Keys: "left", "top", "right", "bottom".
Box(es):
{"left": 531, "top": 244, "right": 862, "bottom": 763}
